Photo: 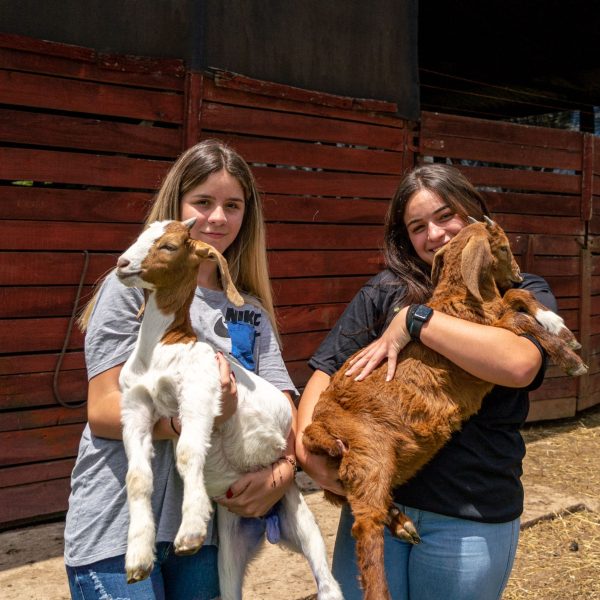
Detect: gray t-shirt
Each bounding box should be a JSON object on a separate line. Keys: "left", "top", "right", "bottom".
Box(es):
{"left": 64, "top": 272, "right": 296, "bottom": 566}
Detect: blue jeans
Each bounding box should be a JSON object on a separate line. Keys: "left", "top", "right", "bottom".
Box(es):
{"left": 333, "top": 503, "right": 519, "bottom": 600}
{"left": 66, "top": 543, "right": 219, "bottom": 600}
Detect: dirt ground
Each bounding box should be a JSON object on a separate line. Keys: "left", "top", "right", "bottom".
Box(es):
{"left": 1, "top": 405, "right": 599, "bottom": 600}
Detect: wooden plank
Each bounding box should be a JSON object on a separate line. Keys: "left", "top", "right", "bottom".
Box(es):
{"left": 1, "top": 369, "right": 88, "bottom": 410}
{"left": 421, "top": 111, "right": 582, "bottom": 151}
{"left": 0, "top": 187, "right": 151, "bottom": 223}
{"left": 421, "top": 134, "right": 580, "bottom": 171}
{"left": 456, "top": 165, "right": 580, "bottom": 195}
{"left": 262, "top": 194, "right": 389, "bottom": 224}
{"left": 0, "top": 70, "right": 183, "bottom": 122}
{"left": 277, "top": 304, "right": 346, "bottom": 335}
{"left": 527, "top": 257, "right": 580, "bottom": 278}
{"left": 0, "top": 424, "right": 84, "bottom": 466}
{"left": 253, "top": 166, "right": 399, "bottom": 198}
{"left": 268, "top": 249, "right": 384, "bottom": 278}
{"left": 213, "top": 68, "right": 397, "bottom": 113}
{"left": 0, "top": 477, "right": 71, "bottom": 527}
{"left": 526, "top": 397, "right": 576, "bottom": 422}
{"left": 0, "top": 459, "right": 75, "bottom": 488}
{"left": 0, "top": 406, "right": 86, "bottom": 433}
{"left": 281, "top": 331, "right": 328, "bottom": 363}
{"left": 0, "top": 352, "right": 85, "bottom": 376}
{"left": 285, "top": 359, "right": 313, "bottom": 389}
{"left": 267, "top": 223, "right": 383, "bottom": 250}
{"left": 0, "top": 108, "right": 181, "bottom": 157}
{"left": 0, "top": 252, "right": 116, "bottom": 285}
{"left": 0, "top": 286, "right": 94, "bottom": 318}
{"left": 495, "top": 214, "right": 584, "bottom": 236}
{"left": 529, "top": 377, "right": 578, "bottom": 401}
{"left": 202, "top": 102, "right": 404, "bottom": 150}
{"left": 0, "top": 220, "right": 140, "bottom": 251}
{"left": 485, "top": 191, "right": 580, "bottom": 217}
{"left": 272, "top": 276, "right": 368, "bottom": 306}
{"left": 0, "top": 33, "right": 185, "bottom": 88}
{"left": 203, "top": 77, "right": 405, "bottom": 128}
{"left": 0, "top": 148, "right": 171, "bottom": 189}
{"left": 213, "top": 133, "right": 404, "bottom": 175}
{"left": 0, "top": 318, "right": 84, "bottom": 355}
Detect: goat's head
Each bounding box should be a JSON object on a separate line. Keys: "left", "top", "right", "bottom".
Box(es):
{"left": 116, "top": 219, "right": 244, "bottom": 307}
{"left": 431, "top": 216, "right": 522, "bottom": 302}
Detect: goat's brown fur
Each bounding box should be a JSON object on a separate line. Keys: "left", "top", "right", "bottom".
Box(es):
{"left": 302, "top": 220, "right": 587, "bottom": 600}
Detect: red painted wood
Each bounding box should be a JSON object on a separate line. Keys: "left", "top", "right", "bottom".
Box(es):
{"left": 277, "top": 304, "right": 346, "bottom": 334}
{"left": 0, "top": 352, "right": 85, "bottom": 376}
{"left": 0, "top": 318, "right": 84, "bottom": 355}
{"left": 281, "top": 331, "right": 328, "bottom": 362}
{"left": 0, "top": 108, "right": 181, "bottom": 157}
{"left": 266, "top": 223, "right": 384, "bottom": 250}
{"left": 0, "top": 70, "right": 183, "bottom": 122}
{"left": 0, "top": 187, "right": 151, "bottom": 223}
{"left": 203, "top": 77, "right": 404, "bottom": 128}
{"left": 485, "top": 191, "right": 580, "bottom": 217}
{"left": 0, "top": 253, "right": 116, "bottom": 286}
{"left": 213, "top": 133, "right": 404, "bottom": 175}
{"left": 0, "top": 286, "right": 94, "bottom": 318}
{"left": 272, "top": 276, "right": 369, "bottom": 306}
{"left": 0, "top": 477, "right": 71, "bottom": 526}
{"left": 0, "top": 459, "right": 75, "bottom": 488}
{"left": 0, "top": 423, "right": 84, "bottom": 466}
{"left": 0, "top": 369, "right": 87, "bottom": 410}
{"left": 495, "top": 213, "right": 584, "bottom": 236}
{"left": 0, "top": 407, "right": 86, "bottom": 433}
{"left": 202, "top": 102, "right": 404, "bottom": 150}
{"left": 0, "top": 148, "right": 171, "bottom": 189}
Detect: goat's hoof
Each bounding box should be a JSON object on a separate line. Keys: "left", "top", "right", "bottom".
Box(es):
{"left": 126, "top": 567, "right": 151, "bottom": 584}
{"left": 569, "top": 363, "right": 589, "bottom": 377}
{"left": 389, "top": 508, "right": 421, "bottom": 544}
{"left": 174, "top": 533, "right": 205, "bottom": 556}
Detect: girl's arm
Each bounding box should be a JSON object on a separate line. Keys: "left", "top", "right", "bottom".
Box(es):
{"left": 296, "top": 369, "right": 346, "bottom": 495}
{"left": 346, "top": 305, "right": 542, "bottom": 387}
{"left": 215, "top": 392, "right": 298, "bottom": 517}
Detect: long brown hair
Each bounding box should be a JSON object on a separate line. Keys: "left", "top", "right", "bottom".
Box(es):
{"left": 79, "top": 139, "right": 277, "bottom": 334}
{"left": 384, "top": 163, "right": 490, "bottom": 305}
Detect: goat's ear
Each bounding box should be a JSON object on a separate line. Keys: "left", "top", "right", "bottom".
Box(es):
{"left": 193, "top": 241, "right": 245, "bottom": 307}
{"left": 431, "top": 245, "right": 447, "bottom": 286}
{"left": 460, "top": 234, "right": 493, "bottom": 303}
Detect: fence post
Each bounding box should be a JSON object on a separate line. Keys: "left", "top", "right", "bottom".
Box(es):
{"left": 183, "top": 70, "right": 204, "bottom": 150}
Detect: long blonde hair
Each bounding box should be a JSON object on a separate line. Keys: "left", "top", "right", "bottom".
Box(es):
{"left": 79, "top": 139, "right": 278, "bottom": 335}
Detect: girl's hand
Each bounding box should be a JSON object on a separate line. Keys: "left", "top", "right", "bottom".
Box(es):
{"left": 298, "top": 445, "right": 346, "bottom": 497}
{"left": 214, "top": 352, "right": 238, "bottom": 427}
{"left": 215, "top": 459, "right": 295, "bottom": 517}
{"left": 345, "top": 306, "right": 411, "bottom": 382}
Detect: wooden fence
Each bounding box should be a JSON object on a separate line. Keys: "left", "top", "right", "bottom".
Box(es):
{"left": 0, "top": 34, "right": 597, "bottom": 528}
{"left": 420, "top": 111, "right": 600, "bottom": 420}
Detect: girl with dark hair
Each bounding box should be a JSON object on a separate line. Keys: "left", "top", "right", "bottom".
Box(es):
{"left": 297, "top": 164, "right": 556, "bottom": 599}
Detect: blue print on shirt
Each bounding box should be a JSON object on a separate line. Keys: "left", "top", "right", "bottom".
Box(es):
{"left": 227, "top": 321, "right": 256, "bottom": 371}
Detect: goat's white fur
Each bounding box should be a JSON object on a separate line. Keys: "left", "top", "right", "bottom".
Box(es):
{"left": 117, "top": 220, "right": 342, "bottom": 600}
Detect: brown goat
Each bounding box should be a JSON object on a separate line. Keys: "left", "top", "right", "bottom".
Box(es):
{"left": 302, "top": 218, "right": 587, "bottom": 600}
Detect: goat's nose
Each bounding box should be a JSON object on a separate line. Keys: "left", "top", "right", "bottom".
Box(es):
{"left": 117, "top": 256, "right": 130, "bottom": 269}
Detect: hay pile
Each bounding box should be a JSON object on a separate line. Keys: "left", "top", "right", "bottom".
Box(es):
{"left": 503, "top": 405, "right": 600, "bottom": 599}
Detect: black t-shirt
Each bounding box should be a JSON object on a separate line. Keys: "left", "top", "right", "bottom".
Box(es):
{"left": 309, "top": 270, "right": 556, "bottom": 523}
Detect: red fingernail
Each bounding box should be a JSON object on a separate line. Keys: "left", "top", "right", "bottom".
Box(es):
{"left": 225, "top": 488, "right": 233, "bottom": 499}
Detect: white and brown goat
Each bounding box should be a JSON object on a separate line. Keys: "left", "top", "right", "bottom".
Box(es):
{"left": 116, "top": 219, "right": 342, "bottom": 600}
{"left": 302, "top": 217, "right": 587, "bottom": 600}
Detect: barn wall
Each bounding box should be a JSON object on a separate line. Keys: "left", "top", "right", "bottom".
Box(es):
{"left": 0, "top": 34, "right": 412, "bottom": 528}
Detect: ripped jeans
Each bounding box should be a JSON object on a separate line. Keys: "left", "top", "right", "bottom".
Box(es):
{"left": 65, "top": 543, "right": 219, "bottom": 600}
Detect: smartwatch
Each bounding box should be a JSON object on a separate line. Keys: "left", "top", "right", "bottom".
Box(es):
{"left": 406, "top": 304, "right": 434, "bottom": 341}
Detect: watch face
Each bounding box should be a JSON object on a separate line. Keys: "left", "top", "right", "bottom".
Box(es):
{"left": 414, "top": 305, "right": 433, "bottom": 321}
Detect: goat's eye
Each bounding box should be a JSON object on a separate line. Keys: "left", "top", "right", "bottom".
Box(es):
{"left": 160, "top": 243, "right": 178, "bottom": 252}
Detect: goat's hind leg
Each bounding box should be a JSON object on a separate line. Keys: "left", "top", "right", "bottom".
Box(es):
{"left": 500, "top": 290, "right": 588, "bottom": 376}
{"left": 278, "top": 486, "right": 343, "bottom": 600}
{"left": 121, "top": 386, "right": 158, "bottom": 583}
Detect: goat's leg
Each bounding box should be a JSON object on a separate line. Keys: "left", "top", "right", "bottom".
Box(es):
{"left": 121, "top": 386, "right": 157, "bottom": 583}
{"left": 216, "top": 505, "right": 264, "bottom": 600}
{"left": 278, "top": 485, "right": 343, "bottom": 600}
{"left": 173, "top": 391, "right": 215, "bottom": 555}
{"left": 503, "top": 289, "right": 582, "bottom": 349}
{"left": 497, "top": 296, "right": 588, "bottom": 376}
